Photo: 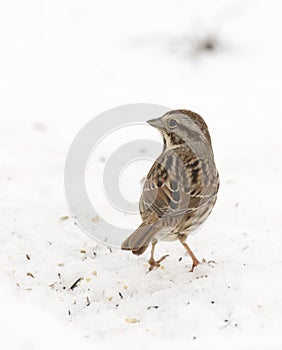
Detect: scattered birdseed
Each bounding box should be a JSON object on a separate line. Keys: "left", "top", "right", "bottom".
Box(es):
{"left": 60, "top": 215, "right": 69, "bottom": 221}
{"left": 26, "top": 254, "right": 30, "bottom": 260}
{"left": 125, "top": 318, "right": 139, "bottom": 324}
{"left": 179, "top": 257, "right": 182, "bottom": 261}
{"left": 124, "top": 285, "right": 128, "bottom": 290}
{"left": 147, "top": 306, "right": 159, "bottom": 310}
{"left": 195, "top": 275, "right": 208, "bottom": 279}
{"left": 119, "top": 292, "right": 124, "bottom": 299}
{"left": 91, "top": 215, "right": 100, "bottom": 223}
{"left": 108, "top": 297, "right": 113, "bottom": 302}
{"left": 86, "top": 296, "right": 90, "bottom": 306}
{"left": 80, "top": 249, "right": 86, "bottom": 254}
{"left": 85, "top": 278, "right": 91, "bottom": 283}
{"left": 26, "top": 272, "right": 34, "bottom": 278}
{"left": 70, "top": 277, "right": 83, "bottom": 290}
{"left": 92, "top": 271, "right": 97, "bottom": 276}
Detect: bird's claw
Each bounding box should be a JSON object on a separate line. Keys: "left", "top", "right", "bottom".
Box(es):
{"left": 189, "top": 259, "right": 201, "bottom": 272}
{"left": 147, "top": 254, "right": 169, "bottom": 272}
{"left": 189, "top": 258, "right": 216, "bottom": 272}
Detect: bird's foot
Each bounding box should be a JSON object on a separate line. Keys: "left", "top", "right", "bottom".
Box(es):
{"left": 189, "top": 258, "right": 216, "bottom": 272}
{"left": 148, "top": 255, "right": 169, "bottom": 272}
{"left": 189, "top": 258, "right": 201, "bottom": 272}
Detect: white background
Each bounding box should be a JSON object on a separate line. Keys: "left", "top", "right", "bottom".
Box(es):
{"left": 1, "top": 0, "right": 282, "bottom": 349}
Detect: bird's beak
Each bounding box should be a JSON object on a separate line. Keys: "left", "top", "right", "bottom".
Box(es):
{"left": 147, "top": 117, "right": 163, "bottom": 129}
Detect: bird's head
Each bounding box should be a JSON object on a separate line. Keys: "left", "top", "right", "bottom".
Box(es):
{"left": 147, "top": 109, "right": 211, "bottom": 149}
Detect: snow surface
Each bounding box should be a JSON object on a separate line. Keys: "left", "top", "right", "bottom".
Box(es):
{"left": 1, "top": 0, "right": 282, "bottom": 349}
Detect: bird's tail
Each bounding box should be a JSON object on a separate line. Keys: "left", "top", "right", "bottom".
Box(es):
{"left": 121, "top": 222, "right": 160, "bottom": 255}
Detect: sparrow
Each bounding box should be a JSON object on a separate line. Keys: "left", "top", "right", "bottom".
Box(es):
{"left": 121, "top": 109, "right": 219, "bottom": 271}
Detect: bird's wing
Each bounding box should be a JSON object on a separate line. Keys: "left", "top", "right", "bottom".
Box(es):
{"left": 140, "top": 148, "right": 218, "bottom": 220}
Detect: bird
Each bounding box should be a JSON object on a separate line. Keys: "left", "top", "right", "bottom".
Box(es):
{"left": 121, "top": 109, "right": 219, "bottom": 272}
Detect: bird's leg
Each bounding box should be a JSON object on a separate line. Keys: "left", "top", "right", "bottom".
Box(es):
{"left": 178, "top": 235, "right": 201, "bottom": 272}
{"left": 148, "top": 239, "right": 169, "bottom": 272}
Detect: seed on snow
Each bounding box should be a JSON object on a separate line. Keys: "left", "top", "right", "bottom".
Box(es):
{"left": 59, "top": 215, "right": 69, "bottom": 221}
{"left": 125, "top": 318, "right": 139, "bottom": 324}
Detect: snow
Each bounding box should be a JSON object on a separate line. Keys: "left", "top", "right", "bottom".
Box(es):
{"left": 1, "top": 0, "right": 282, "bottom": 349}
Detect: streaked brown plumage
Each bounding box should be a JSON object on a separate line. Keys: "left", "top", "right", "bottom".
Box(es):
{"left": 121, "top": 109, "right": 219, "bottom": 271}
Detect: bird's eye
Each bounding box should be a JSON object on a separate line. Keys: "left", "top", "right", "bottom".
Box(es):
{"left": 168, "top": 118, "right": 177, "bottom": 128}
